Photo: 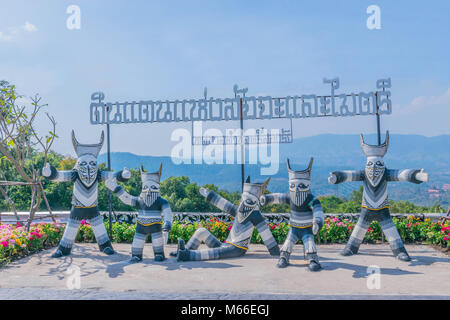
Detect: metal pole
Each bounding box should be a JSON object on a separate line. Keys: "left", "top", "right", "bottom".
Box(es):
{"left": 239, "top": 97, "right": 245, "bottom": 190}
{"left": 106, "top": 109, "right": 113, "bottom": 239}
{"left": 375, "top": 91, "right": 381, "bottom": 145}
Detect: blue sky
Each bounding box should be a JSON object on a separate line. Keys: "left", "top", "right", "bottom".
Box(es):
{"left": 1, "top": 0, "right": 449, "bottom": 156}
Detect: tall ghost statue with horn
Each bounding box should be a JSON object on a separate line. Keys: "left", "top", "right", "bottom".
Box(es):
{"left": 173, "top": 176, "right": 280, "bottom": 261}
{"left": 105, "top": 163, "right": 173, "bottom": 263}
{"left": 42, "top": 131, "right": 131, "bottom": 258}
{"left": 328, "top": 131, "right": 429, "bottom": 261}
{"left": 260, "top": 158, "right": 324, "bottom": 271}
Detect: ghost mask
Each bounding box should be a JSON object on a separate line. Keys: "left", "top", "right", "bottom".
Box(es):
{"left": 365, "top": 157, "right": 386, "bottom": 187}
{"left": 71, "top": 130, "right": 104, "bottom": 187}
{"left": 361, "top": 131, "right": 389, "bottom": 187}
{"left": 287, "top": 158, "right": 313, "bottom": 207}
{"left": 237, "top": 176, "right": 270, "bottom": 223}
{"left": 140, "top": 164, "right": 162, "bottom": 207}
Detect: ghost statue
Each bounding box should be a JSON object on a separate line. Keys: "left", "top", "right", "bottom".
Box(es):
{"left": 172, "top": 176, "right": 280, "bottom": 261}
{"left": 328, "top": 131, "right": 429, "bottom": 261}
{"left": 260, "top": 158, "right": 324, "bottom": 271}
{"left": 42, "top": 130, "right": 130, "bottom": 258}
{"left": 105, "top": 164, "right": 173, "bottom": 263}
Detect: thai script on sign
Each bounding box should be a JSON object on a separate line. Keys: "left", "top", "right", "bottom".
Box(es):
{"left": 192, "top": 128, "right": 293, "bottom": 146}
{"left": 90, "top": 78, "right": 392, "bottom": 125}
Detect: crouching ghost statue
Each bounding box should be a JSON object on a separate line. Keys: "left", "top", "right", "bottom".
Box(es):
{"left": 42, "top": 131, "right": 130, "bottom": 258}
{"left": 105, "top": 164, "right": 173, "bottom": 263}
{"left": 260, "top": 158, "right": 324, "bottom": 271}
{"left": 172, "top": 177, "right": 280, "bottom": 261}
{"left": 328, "top": 131, "right": 429, "bottom": 261}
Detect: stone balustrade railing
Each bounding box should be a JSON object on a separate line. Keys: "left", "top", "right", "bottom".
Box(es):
{"left": 0, "top": 210, "right": 448, "bottom": 223}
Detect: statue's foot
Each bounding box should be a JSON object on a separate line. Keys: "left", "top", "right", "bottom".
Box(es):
{"left": 269, "top": 245, "right": 281, "bottom": 257}
{"left": 102, "top": 247, "right": 115, "bottom": 255}
{"left": 177, "top": 239, "right": 185, "bottom": 251}
{"left": 176, "top": 250, "right": 190, "bottom": 261}
{"left": 154, "top": 254, "right": 166, "bottom": 262}
{"left": 276, "top": 257, "right": 289, "bottom": 268}
{"left": 129, "top": 255, "right": 143, "bottom": 264}
{"left": 169, "top": 251, "right": 177, "bottom": 257}
{"left": 308, "top": 260, "right": 322, "bottom": 272}
{"left": 51, "top": 249, "right": 65, "bottom": 258}
{"left": 397, "top": 252, "right": 411, "bottom": 262}
{"left": 340, "top": 248, "right": 355, "bottom": 256}
{"left": 176, "top": 239, "right": 190, "bottom": 261}
{"left": 51, "top": 247, "right": 70, "bottom": 258}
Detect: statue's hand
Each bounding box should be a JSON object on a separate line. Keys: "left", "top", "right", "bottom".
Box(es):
{"left": 259, "top": 195, "right": 267, "bottom": 206}
{"left": 416, "top": 169, "right": 429, "bottom": 182}
{"left": 328, "top": 172, "right": 337, "bottom": 184}
{"left": 42, "top": 163, "right": 52, "bottom": 177}
{"left": 312, "top": 218, "right": 323, "bottom": 235}
{"left": 105, "top": 177, "right": 118, "bottom": 191}
{"left": 121, "top": 167, "right": 131, "bottom": 180}
{"left": 162, "top": 231, "right": 169, "bottom": 245}
{"left": 199, "top": 187, "right": 209, "bottom": 198}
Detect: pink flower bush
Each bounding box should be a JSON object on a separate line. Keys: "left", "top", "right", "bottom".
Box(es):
{"left": 0, "top": 222, "right": 64, "bottom": 266}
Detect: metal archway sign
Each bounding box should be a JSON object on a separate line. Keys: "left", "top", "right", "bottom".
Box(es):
{"left": 89, "top": 78, "right": 392, "bottom": 126}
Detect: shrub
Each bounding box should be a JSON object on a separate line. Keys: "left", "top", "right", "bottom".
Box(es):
{"left": 0, "top": 222, "right": 64, "bottom": 266}
{"left": 1, "top": 215, "right": 449, "bottom": 267}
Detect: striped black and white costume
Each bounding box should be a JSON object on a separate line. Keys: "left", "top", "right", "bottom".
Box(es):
{"left": 105, "top": 164, "right": 172, "bottom": 262}
{"left": 329, "top": 131, "right": 429, "bottom": 261}
{"left": 175, "top": 177, "right": 280, "bottom": 261}
{"left": 261, "top": 158, "right": 324, "bottom": 271}
{"left": 43, "top": 131, "right": 130, "bottom": 257}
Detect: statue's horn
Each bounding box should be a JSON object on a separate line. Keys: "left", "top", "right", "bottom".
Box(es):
{"left": 262, "top": 177, "right": 270, "bottom": 192}
{"left": 286, "top": 158, "right": 292, "bottom": 171}
{"left": 71, "top": 130, "right": 79, "bottom": 151}
{"left": 360, "top": 133, "right": 366, "bottom": 146}
{"left": 158, "top": 163, "right": 162, "bottom": 177}
{"left": 99, "top": 130, "right": 105, "bottom": 148}
{"left": 307, "top": 157, "right": 314, "bottom": 171}
{"left": 384, "top": 130, "right": 389, "bottom": 147}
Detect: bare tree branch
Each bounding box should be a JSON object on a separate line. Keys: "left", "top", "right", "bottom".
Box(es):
{"left": 0, "top": 81, "right": 58, "bottom": 227}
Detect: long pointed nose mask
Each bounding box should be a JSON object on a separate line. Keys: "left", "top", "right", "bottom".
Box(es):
{"left": 365, "top": 157, "right": 385, "bottom": 186}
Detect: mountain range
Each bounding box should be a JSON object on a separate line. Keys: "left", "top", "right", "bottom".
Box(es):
{"left": 99, "top": 134, "right": 450, "bottom": 206}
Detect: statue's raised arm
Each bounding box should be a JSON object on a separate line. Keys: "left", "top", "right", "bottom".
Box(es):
{"left": 200, "top": 187, "right": 238, "bottom": 217}
{"left": 386, "top": 168, "right": 428, "bottom": 184}
{"left": 260, "top": 193, "right": 290, "bottom": 206}
{"left": 42, "top": 162, "right": 75, "bottom": 182}
{"left": 328, "top": 170, "right": 364, "bottom": 184}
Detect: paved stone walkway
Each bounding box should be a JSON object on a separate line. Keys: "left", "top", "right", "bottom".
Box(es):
{"left": 0, "top": 243, "right": 449, "bottom": 299}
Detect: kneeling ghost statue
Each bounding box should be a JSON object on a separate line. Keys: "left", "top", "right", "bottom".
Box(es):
{"left": 173, "top": 177, "right": 280, "bottom": 261}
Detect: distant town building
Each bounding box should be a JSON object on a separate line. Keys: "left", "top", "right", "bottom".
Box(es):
{"left": 442, "top": 184, "right": 450, "bottom": 192}
{"left": 427, "top": 189, "right": 440, "bottom": 199}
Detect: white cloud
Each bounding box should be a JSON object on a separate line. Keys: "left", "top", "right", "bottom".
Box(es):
{"left": 0, "top": 21, "right": 38, "bottom": 41}
{"left": 0, "top": 31, "right": 13, "bottom": 41}
{"left": 396, "top": 88, "right": 450, "bottom": 115}
{"left": 23, "top": 21, "right": 38, "bottom": 32}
